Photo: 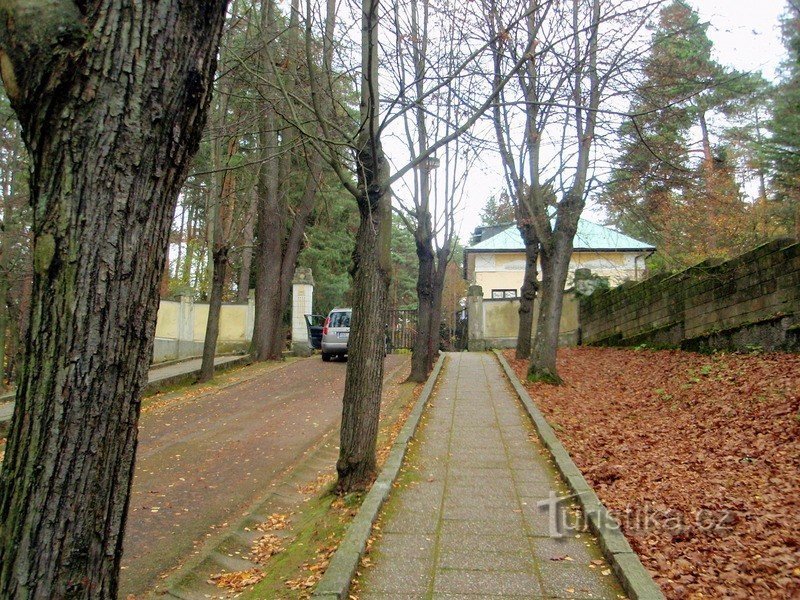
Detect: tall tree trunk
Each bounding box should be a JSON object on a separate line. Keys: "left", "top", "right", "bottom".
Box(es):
{"left": 237, "top": 190, "right": 256, "bottom": 303}
{"left": 515, "top": 221, "right": 539, "bottom": 359}
{"left": 199, "top": 245, "right": 229, "bottom": 382}
{"left": 336, "top": 167, "right": 391, "bottom": 492}
{"left": 250, "top": 0, "right": 320, "bottom": 359}
{"left": 199, "top": 143, "right": 236, "bottom": 382}
{"left": 525, "top": 0, "right": 600, "bottom": 384}
{"left": 337, "top": 0, "right": 392, "bottom": 493}
{"left": 529, "top": 233, "right": 572, "bottom": 384}
{"left": 251, "top": 0, "right": 287, "bottom": 361}
{"left": 270, "top": 160, "right": 322, "bottom": 356}
{"left": 410, "top": 238, "right": 434, "bottom": 382}
{"left": 0, "top": 3, "right": 226, "bottom": 597}
{"left": 199, "top": 45, "right": 238, "bottom": 381}
{"left": 251, "top": 158, "right": 283, "bottom": 360}
{"left": 406, "top": 0, "right": 436, "bottom": 384}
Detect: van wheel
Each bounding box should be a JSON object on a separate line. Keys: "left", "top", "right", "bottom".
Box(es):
{"left": 321, "top": 352, "right": 332, "bottom": 362}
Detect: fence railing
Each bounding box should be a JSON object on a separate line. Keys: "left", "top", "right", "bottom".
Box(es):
{"left": 387, "top": 309, "right": 417, "bottom": 350}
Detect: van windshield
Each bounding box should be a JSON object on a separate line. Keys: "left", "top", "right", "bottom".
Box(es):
{"left": 329, "top": 312, "right": 351, "bottom": 328}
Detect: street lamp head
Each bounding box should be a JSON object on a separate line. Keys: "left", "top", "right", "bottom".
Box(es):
{"left": 419, "top": 155, "right": 440, "bottom": 171}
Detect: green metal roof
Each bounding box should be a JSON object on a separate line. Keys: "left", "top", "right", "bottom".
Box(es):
{"left": 467, "top": 219, "right": 655, "bottom": 252}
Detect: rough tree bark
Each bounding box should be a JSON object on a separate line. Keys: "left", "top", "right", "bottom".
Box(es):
{"left": 406, "top": 0, "right": 441, "bottom": 383}
{"left": 529, "top": 211, "right": 578, "bottom": 381}
{"left": 489, "top": 0, "right": 543, "bottom": 362}
{"left": 251, "top": 0, "right": 284, "bottom": 361}
{"left": 336, "top": 0, "right": 393, "bottom": 492}
{"left": 236, "top": 190, "right": 256, "bottom": 303}
{"left": 336, "top": 154, "right": 391, "bottom": 492}
{"left": 410, "top": 226, "right": 435, "bottom": 382}
{"left": 0, "top": 2, "right": 227, "bottom": 597}
{"left": 515, "top": 208, "right": 539, "bottom": 359}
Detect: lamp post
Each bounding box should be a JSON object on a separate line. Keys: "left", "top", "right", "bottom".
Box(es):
{"left": 419, "top": 155, "right": 440, "bottom": 172}
{"left": 416, "top": 154, "right": 440, "bottom": 211}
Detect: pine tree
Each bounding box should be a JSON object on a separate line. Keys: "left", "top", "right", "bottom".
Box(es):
{"left": 479, "top": 190, "right": 516, "bottom": 226}
{"left": 604, "top": 0, "right": 762, "bottom": 267}
{"left": 766, "top": 1, "right": 800, "bottom": 238}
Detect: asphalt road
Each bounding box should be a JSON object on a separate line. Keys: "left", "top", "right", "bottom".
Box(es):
{"left": 119, "top": 354, "right": 408, "bottom": 597}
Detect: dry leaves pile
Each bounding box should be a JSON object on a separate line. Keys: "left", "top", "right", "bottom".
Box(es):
{"left": 250, "top": 533, "right": 284, "bottom": 564}
{"left": 297, "top": 472, "right": 335, "bottom": 496}
{"left": 285, "top": 541, "right": 337, "bottom": 597}
{"left": 507, "top": 347, "right": 800, "bottom": 599}
{"left": 209, "top": 512, "right": 292, "bottom": 595}
{"left": 257, "top": 511, "right": 292, "bottom": 531}
{"left": 208, "top": 568, "right": 265, "bottom": 593}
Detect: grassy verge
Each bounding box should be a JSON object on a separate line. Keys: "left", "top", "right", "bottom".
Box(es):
{"left": 238, "top": 490, "right": 363, "bottom": 599}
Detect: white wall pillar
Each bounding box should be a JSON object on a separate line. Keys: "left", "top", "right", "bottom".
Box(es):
{"left": 291, "top": 267, "right": 314, "bottom": 356}
{"left": 177, "top": 294, "right": 195, "bottom": 358}
{"left": 246, "top": 289, "right": 255, "bottom": 341}
{"left": 467, "top": 284, "right": 486, "bottom": 351}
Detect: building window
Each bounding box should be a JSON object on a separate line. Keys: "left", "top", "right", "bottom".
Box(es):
{"left": 491, "top": 289, "right": 518, "bottom": 299}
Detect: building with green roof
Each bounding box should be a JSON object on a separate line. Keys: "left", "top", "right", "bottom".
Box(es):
{"left": 464, "top": 220, "right": 655, "bottom": 299}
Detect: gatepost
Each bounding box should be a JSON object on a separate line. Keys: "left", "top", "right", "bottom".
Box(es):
{"left": 292, "top": 267, "right": 315, "bottom": 356}
{"left": 467, "top": 284, "right": 486, "bottom": 351}
{"left": 176, "top": 293, "right": 195, "bottom": 359}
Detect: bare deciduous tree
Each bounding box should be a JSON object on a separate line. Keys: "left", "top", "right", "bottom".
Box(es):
{"left": 391, "top": 0, "right": 475, "bottom": 381}
{"left": 487, "top": 0, "right": 658, "bottom": 381}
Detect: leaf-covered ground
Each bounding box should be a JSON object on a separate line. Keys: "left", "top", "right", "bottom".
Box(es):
{"left": 506, "top": 347, "right": 800, "bottom": 599}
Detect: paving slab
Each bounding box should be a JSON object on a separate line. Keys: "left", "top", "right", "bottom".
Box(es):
{"left": 356, "top": 353, "right": 627, "bottom": 600}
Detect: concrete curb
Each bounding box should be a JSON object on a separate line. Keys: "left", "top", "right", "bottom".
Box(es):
{"left": 312, "top": 353, "right": 446, "bottom": 600}
{"left": 494, "top": 350, "right": 665, "bottom": 600}
{"left": 141, "top": 354, "right": 251, "bottom": 396}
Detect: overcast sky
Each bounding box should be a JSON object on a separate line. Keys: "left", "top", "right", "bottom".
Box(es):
{"left": 444, "top": 0, "right": 788, "bottom": 243}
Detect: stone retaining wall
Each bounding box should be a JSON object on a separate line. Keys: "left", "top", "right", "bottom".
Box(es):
{"left": 579, "top": 239, "right": 800, "bottom": 352}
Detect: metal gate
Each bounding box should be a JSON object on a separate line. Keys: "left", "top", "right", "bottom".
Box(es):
{"left": 454, "top": 308, "right": 468, "bottom": 350}
{"left": 387, "top": 309, "right": 417, "bottom": 351}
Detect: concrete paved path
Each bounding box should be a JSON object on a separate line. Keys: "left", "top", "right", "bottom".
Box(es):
{"left": 0, "top": 354, "right": 245, "bottom": 424}
{"left": 357, "top": 353, "right": 626, "bottom": 599}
